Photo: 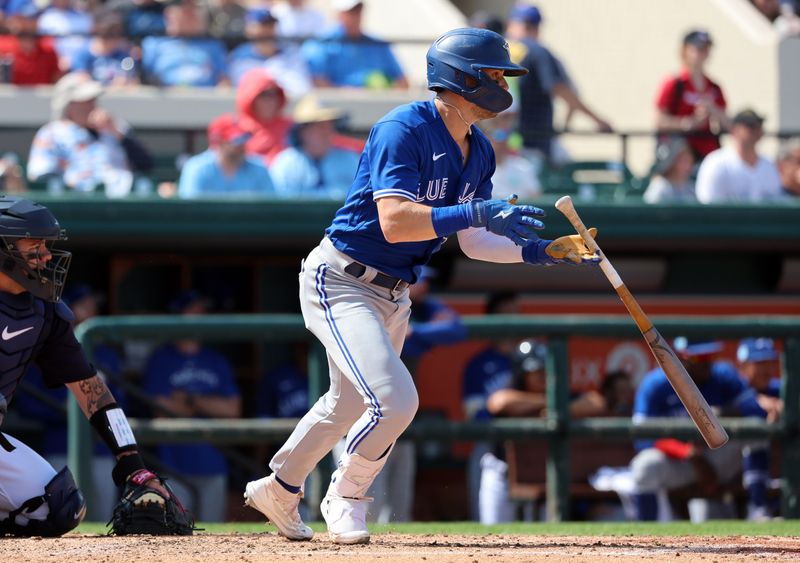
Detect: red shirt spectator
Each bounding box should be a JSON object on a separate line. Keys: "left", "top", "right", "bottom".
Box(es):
{"left": 655, "top": 30, "right": 729, "bottom": 160}
{"left": 235, "top": 68, "right": 292, "bottom": 165}
{"left": 0, "top": 36, "right": 59, "bottom": 85}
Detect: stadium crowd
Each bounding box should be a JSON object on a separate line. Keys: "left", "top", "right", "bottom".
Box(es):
{"left": 0, "top": 0, "right": 796, "bottom": 528}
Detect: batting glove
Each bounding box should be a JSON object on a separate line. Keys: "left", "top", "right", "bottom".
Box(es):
{"left": 471, "top": 194, "right": 545, "bottom": 247}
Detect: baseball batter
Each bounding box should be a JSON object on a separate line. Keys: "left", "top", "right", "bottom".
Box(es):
{"left": 245, "top": 28, "right": 597, "bottom": 544}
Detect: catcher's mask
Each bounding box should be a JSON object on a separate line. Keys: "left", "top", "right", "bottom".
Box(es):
{"left": 0, "top": 196, "right": 71, "bottom": 302}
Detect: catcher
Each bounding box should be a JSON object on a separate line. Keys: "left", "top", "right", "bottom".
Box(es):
{"left": 0, "top": 196, "right": 193, "bottom": 537}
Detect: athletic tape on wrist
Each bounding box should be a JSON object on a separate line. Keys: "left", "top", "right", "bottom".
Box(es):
{"left": 89, "top": 403, "right": 138, "bottom": 456}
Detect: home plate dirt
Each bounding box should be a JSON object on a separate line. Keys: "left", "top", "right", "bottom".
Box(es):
{"left": 4, "top": 533, "right": 799, "bottom": 562}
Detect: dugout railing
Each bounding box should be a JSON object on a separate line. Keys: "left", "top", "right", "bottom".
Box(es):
{"left": 70, "top": 314, "right": 800, "bottom": 522}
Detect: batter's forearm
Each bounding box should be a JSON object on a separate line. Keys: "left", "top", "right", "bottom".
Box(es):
{"left": 377, "top": 197, "right": 463, "bottom": 243}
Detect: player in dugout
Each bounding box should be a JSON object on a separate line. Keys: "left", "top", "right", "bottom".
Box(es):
{"left": 244, "top": 27, "right": 600, "bottom": 544}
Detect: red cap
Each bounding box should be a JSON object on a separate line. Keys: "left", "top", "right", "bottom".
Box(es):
{"left": 207, "top": 114, "right": 251, "bottom": 148}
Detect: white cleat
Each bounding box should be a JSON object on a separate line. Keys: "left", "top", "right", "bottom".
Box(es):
{"left": 320, "top": 494, "right": 372, "bottom": 545}
{"left": 244, "top": 475, "right": 313, "bottom": 541}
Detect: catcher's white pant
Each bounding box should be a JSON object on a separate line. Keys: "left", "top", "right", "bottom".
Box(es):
{"left": 270, "top": 238, "right": 417, "bottom": 487}
{"left": 0, "top": 433, "right": 56, "bottom": 525}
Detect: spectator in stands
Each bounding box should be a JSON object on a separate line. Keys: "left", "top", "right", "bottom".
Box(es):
{"left": 143, "top": 290, "right": 242, "bottom": 522}
{"left": 141, "top": 0, "right": 228, "bottom": 87}
{"left": 737, "top": 337, "right": 782, "bottom": 520}
{"left": 37, "top": 0, "right": 93, "bottom": 72}
{"left": 206, "top": 0, "right": 247, "bottom": 49}
{"left": 630, "top": 338, "right": 766, "bottom": 522}
{"left": 655, "top": 30, "right": 729, "bottom": 162}
{"left": 109, "top": 0, "right": 166, "bottom": 40}
{"left": 0, "top": 151, "right": 26, "bottom": 192}
{"left": 272, "top": 0, "right": 326, "bottom": 42}
{"left": 364, "top": 266, "right": 465, "bottom": 524}
{"left": 0, "top": 3, "right": 61, "bottom": 85}
{"left": 506, "top": 3, "right": 612, "bottom": 163}
{"left": 227, "top": 7, "right": 311, "bottom": 96}
{"left": 643, "top": 137, "right": 697, "bottom": 203}
{"left": 478, "top": 104, "right": 542, "bottom": 200}
{"left": 461, "top": 292, "right": 520, "bottom": 523}
{"left": 12, "top": 284, "right": 124, "bottom": 522}
{"left": 777, "top": 137, "right": 800, "bottom": 197}
{"left": 70, "top": 9, "right": 140, "bottom": 87}
{"left": 301, "top": 0, "right": 408, "bottom": 89}
{"left": 270, "top": 96, "right": 359, "bottom": 199}
{"left": 178, "top": 113, "right": 274, "bottom": 198}
{"left": 27, "top": 72, "right": 153, "bottom": 193}
{"left": 235, "top": 68, "right": 293, "bottom": 165}
{"left": 695, "top": 109, "right": 783, "bottom": 203}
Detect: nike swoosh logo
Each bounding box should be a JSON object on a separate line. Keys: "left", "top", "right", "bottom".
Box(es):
{"left": 494, "top": 209, "right": 514, "bottom": 220}
{"left": 432, "top": 152, "right": 446, "bottom": 161}
{"left": 2, "top": 326, "right": 34, "bottom": 340}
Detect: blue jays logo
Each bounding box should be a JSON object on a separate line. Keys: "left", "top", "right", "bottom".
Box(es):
{"left": 418, "top": 177, "right": 449, "bottom": 202}
{"left": 458, "top": 181, "right": 478, "bottom": 203}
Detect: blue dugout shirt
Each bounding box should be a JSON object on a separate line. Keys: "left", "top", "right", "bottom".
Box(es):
{"left": 144, "top": 344, "right": 239, "bottom": 475}
{"left": 142, "top": 37, "right": 227, "bottom": 87}
{"left": 462, "top": 347, "right": 513, "bottom": 422}
{"left": 326, "top": 100, "right": 495, "bottom": 283}
{"left": 633, "top": 361, "right": 764, "bottom": 450}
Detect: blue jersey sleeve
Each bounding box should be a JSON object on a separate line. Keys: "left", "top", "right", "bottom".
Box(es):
{"left": 714, "top": 364, "right": 763, "bottom": 417}
{"left": 368, "top": 121, "right": 421, "bottom": 201}
{"left": 766, "top": 378, "right": 781, "bottom": 398}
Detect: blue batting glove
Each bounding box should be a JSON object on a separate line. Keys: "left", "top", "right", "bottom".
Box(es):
{"left": 471, "top": 195, "right": 545, "bottom": 247}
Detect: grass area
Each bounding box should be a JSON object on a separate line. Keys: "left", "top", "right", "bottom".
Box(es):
{"left": 77, "top": 520, "right": 798, "bottom": 537}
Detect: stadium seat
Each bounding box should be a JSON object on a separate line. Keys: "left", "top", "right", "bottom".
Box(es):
{"left": 539, "top": 160, "right": 641, "bottom": 201}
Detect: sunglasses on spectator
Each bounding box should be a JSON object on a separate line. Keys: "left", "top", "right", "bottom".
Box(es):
{"left": 257, "top": 89, "right": 280, "bottom": 98}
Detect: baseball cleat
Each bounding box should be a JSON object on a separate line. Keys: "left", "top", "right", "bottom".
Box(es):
{"left": 320, "top": 494, "right": 371, "bottom": 545}
{"left": 244, "top": 475, "right": 313, "bottom": 541}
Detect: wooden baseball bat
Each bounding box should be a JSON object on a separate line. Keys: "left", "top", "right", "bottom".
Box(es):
{"left": 555, "top": 195, "right": 729, "bottom": 449}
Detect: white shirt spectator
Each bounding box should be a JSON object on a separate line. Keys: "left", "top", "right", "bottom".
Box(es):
{"left": 695, "top": 147, "right": 782, "bottom": 203}
{"left": 271, "top": 1, "right": 326, "bottom": 40}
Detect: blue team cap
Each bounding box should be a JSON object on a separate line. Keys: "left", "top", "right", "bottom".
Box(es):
{"left": 246, "top": 8, "right": 278, "bottom": 24}
{"left": 509, "top": 3, "right": 542, "bottom": 25}
{"left": 737, "top": 338, "right": 779, "bottom": 363}
{"left": 673, "top": 337, "right": 723, "bottom": 358}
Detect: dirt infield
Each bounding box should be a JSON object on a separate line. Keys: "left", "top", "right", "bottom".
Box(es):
{"left": 3, "top": 533, "right": 800, "bottom": 562}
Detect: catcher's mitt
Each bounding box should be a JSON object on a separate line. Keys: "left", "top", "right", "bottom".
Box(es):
{"left": 108, "top": 469, "right": 195, "bottom": 536}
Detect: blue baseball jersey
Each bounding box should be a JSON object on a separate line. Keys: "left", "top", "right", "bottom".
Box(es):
{"left": 402, "top": 297, "right": 465, "bottom": 359}
{"left": 144, "top": 344, "right": 239, "bottom": 476}
{"left": 326, "top": 100, "right": 496, "bottom": 284}
{"left": 462, "top": 347, "right": 513, "bottom": 421}
{"left": 256, "top": 363, "right": 309, "bottom": 419}
{"left": 633, "top": 361, "right": 763, "bottom": 449}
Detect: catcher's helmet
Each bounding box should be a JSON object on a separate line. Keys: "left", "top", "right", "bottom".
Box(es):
{"left": 427, "top": 27, "right": 527, "bottom": 113}
{"left": 0, "top": 196, "right": 71, "bottom": 302}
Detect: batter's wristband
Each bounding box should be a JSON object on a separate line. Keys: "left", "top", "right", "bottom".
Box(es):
{"left": 522, "top": 239, "right": 554, "bottom": 265}
{"left": 430, "top": 203, "right": 474, "bottom": 237}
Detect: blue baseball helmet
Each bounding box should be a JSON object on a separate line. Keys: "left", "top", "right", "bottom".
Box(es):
{"left": 427, "top": 28, "right": 527, "bottom": 113}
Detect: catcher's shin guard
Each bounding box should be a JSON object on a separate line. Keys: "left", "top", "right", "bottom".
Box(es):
{"left": 0, "top": 466, "right": 85, "bottom": 537}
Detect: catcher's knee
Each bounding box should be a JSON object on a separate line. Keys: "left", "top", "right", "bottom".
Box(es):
{"left": 630, "top": 448, "right": 668, "bottom": 492}
{"left": 0, "top": 466, "right": 86, "bottom": 537}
